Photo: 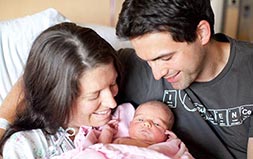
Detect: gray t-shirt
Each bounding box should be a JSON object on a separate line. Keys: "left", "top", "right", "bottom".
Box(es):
{"left": 117, "top": 34, "right": 253, "bottom": 159}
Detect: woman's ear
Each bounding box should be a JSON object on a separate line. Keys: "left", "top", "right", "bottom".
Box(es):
{"left": 196, "top": 20, "right": 211, "bottom": 45}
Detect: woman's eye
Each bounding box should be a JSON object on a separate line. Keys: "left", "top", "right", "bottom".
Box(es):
{"left": 111, "top": 82, "right": 117, "bottom": 86}
{"left": 87, "top": 93, "right": 99, "bottom": 101}
{"left": 110, "top": 83, "right": 118, "bottom": 90}
{"left": 110, "top": 83, "right": 118, "bottom": 96}
{"left": 88, "top": 97, "right": 98, "bottom": 101}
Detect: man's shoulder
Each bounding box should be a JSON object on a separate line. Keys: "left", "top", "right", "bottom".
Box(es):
{"left": 117, "top": 48, "right": 141, "bottom": 63}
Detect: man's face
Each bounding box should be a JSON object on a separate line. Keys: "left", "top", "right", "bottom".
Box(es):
{"left": 130, "top": 32, "right": 205, "bottom": 90}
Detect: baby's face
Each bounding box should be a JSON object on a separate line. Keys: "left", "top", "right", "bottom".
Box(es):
{"left": 129, "top": 103, "right": 171, "bottom": 144}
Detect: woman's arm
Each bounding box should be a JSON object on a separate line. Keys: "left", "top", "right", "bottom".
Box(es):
{"left": 0, "top": 78, "right": 23, "bottom": 139}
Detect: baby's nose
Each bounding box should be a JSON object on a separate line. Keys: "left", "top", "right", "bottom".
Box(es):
{"left": 143, "top": 121, "right": 151, "bottom": 128}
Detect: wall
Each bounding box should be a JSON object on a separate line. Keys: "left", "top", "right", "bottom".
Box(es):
{"left": 237, "top": 0, "right": 253, "bottom": 42}
{"left": 211, "top": 0, "right": 225, "bottom": 33}
{"left": 0, "top": 0, "right": 124, "bottom": 26}
{"left": 223, "top": 0, "right": 240, "bottom": 39}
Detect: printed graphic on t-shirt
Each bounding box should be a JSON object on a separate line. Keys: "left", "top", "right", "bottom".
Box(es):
{"left": 163, "top": 90, "right": 253, "bottom": 127}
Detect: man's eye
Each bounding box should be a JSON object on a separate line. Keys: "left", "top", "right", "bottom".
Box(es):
{"left": 161, "top": 57, "right": 171, "bottom": 61}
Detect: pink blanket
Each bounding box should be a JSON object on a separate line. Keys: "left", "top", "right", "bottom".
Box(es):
{"left": 56, "top": 143, "right": 173, "bottom": 159}
{"left": 53, "top": 103, "right": 194, "bottom": 159}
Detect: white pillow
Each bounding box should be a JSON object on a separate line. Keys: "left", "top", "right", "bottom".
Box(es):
{"left": 0, "top": 8, "right": 68, "bottom": 104}
{"left": 84, "top": 24, "right": 132, "bottom": 50}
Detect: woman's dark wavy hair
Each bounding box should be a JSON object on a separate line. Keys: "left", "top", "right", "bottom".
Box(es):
{"left": 0, "top": 22, "right": 120, "bottom": 150}
{"left": 116, "top": 0, "right": 215, "bottom": 42}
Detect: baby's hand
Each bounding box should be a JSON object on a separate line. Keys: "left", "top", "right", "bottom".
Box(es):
{"left": 98, "top": 119, "right": 119, "bottom": 144}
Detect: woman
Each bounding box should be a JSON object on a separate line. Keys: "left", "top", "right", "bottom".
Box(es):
{"left": 0, "top": 22, "right": 121, "bottom": 158}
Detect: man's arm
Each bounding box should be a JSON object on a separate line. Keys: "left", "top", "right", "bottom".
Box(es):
{"left": 113, "top": 137, "right": 151, "bottom": 147}
{"left": 0, "top": 78, "right": 23, "bottom": 139}
{"left": 248, "top": 137, "right": 253, "bottom": 159}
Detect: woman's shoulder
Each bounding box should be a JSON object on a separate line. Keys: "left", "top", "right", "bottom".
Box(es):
{"left": 2, "top": 129, "right": 49, "bottom": 158}
{"left": 7, "top": 129, "right": 46, "bottom": 142}
{"left": 4, "top": 129, "right": 48, "bottom": 149}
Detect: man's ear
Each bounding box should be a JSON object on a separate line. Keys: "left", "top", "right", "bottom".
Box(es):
{"left": 196, "top": 20, "right": 211, "bottom": 45}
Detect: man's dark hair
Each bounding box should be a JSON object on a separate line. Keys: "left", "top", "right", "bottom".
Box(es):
{"left": 116, "top": 0, "right": 215, "bottom": 42}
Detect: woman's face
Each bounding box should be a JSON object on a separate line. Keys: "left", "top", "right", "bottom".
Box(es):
{"left": 69, "top": 62, "right": 118, "bottom": 128}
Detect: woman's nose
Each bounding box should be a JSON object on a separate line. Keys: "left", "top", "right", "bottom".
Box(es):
{"left": 101, "top": 88, "right": 117, "bottom": 109}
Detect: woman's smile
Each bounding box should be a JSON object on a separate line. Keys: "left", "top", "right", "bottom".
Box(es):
{"left": 93, "top": 109, "right": 112, "bottom": 120}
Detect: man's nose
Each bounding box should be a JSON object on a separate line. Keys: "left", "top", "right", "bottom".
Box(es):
{"left": 148, "top": 61, "right": 167, "bottom": 80}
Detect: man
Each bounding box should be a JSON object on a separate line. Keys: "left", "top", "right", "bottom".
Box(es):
{"left": 116, "top": 0, "right": 253, "bottom": 158}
